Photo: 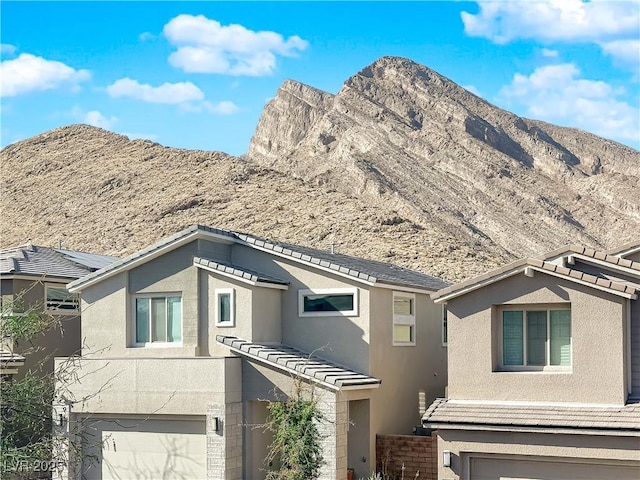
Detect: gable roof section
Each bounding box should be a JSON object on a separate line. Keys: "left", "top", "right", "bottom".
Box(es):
{"left": 422, "top": 398, "right": 640, "bottom": 435}
{"left": 606, "top": 240, "right": 640, "bottom": 258}
{"left": 542, "top": 244, "right": 640, "bottom": 278}
{"left": 0, "top": 244, "right": 118, "bottom": 280}
{"left": 431, "top": 257, "right": 639, "bottom": 303}
{"left": 69, "top": 225, "right": 450, "bottom": 292}
{"left": 193, "top": 256, "right": 289, "bottom": 289}
{"left": 217, "top": 335, "right": 381, "bottom": 391}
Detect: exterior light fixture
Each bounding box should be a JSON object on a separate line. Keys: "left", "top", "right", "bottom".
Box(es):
{"left": 213, "top": 417, "right": 220, "bottom": 433}
{"left": 443, "top": 450, "right": 451, "bottom": 467}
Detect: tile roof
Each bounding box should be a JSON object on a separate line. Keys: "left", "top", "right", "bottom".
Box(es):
{"left": 542, "top": 244, "right": 640, "bottom": 273}
{"left": 233, "top": 230, "right": 451, "bottom": 291}
{"left": 69, "top": 225, "right": 450, "bottom": 292}
{"left": 606, "top": 240, "right": 640, "bottom": 257}
{"left": 422, "top": 399, "right": 640, "bottom": 433}
{"left": 0, "top": 244, "right": 118, "bottom": 279}
{"left": 216, "top": 335, "right": 381, "bottom": 391}
{"left": 430, "top": 257, "right": 639, "bottom": 302}
{"left": 193, "top": 256, "right": 289, "bottom": 286}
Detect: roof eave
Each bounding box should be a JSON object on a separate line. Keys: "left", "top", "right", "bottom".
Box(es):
{"left": 68, "top": 227, "right": 236, "bottom": 292}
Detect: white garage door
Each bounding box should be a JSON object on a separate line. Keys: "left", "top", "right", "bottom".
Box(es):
{"left": 470, "top": 457, "right": 640, "bottom": 480}
{"left": 82, "top": 417, "right": 206, "bottom": 480}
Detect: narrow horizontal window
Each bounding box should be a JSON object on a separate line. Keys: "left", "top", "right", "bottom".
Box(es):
{"left": 298, "top": 288, "right": 358, "bottom": 317}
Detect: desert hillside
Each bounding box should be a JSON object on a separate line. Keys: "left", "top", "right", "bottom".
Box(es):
{"left": 2, "top": 57, "right": 639, "bottom": 282}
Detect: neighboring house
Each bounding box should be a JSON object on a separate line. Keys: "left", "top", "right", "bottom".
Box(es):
{"left": 55, "top": 225, "right": 450, "bottom": 480}
{"left": 423, "top": 241, "right": 640, "bottom": 480}
{"left": 0, "top": 243, "right": 117, "bottom": 376}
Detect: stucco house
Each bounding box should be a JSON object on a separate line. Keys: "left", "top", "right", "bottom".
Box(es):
{"left": 55, "top": 225, "right": 450, "bottom": 480}
{"left": 0, "top": 243, "right": 117, "bottom": 376}
{"left": 422, "top": 241, "right": 640, "bottom": 480}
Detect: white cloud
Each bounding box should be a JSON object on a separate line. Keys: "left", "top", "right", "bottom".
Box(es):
{"left": 462, "top": 84, "right": 481, "bottom": 96}
{"left": 179, "top": 99, "right": 239, "bottom": 115}
{"left": 1, "top": 44, "right": 17, "bottom": 56}
{"left": 462, "top": 1, "right": 639, "bottom": 43}
{"left": 206, "top": 100, "right": 238, "bottom": 115}
{"left": 139, "top": 32, "right": 156, "bottom": 41}
{"left": 106, "top": 77, "right": 204, "bottom": 104}
{"left": 84, "top": 110, "right": 117, "bottom": 129}
{"left": 163, "top": 14, "right": 308, "bottom": 76}
{"left": 462, "top": 1, "right": 639, "bottom": 65}
{"left": 0, "top": 53, "right": 90, "bottom": 97}
{"left": 600, "top": 39, "right": 640, "bottom": 67}
{"left": 499, "top": 63, "right": 639, "bottom": 144}
{"left": 541, "top": 48, "right": 558, "bottom": 58}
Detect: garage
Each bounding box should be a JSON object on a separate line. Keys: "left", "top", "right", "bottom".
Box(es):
{"left": 81, "top": 417, "right": 206, "bottom": 480}
{"left": 470, "top": 456, "right": 640, "bottom": 480}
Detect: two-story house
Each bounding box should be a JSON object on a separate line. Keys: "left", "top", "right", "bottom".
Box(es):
{"left": 0, "top": 243, "right": 117, "bottom": 376}
{"left": 422, "top": 241, "right": 640, "bottom": 480}
{"left": 55, "top": 225, "right": 450, "bottom": 480}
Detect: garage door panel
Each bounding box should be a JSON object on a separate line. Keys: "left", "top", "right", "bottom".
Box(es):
{"left": 471, "top": 457, "right": 640, "bottom": 480}
{"left": 82, "top": 418, "right": 206, "bottom": 480}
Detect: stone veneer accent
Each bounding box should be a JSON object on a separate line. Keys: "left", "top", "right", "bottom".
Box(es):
{"left": 315, "top": 388, "right": 349, "bottom": 480}
{"left": 207, "top": 402, "right": 243, "bottom": 480}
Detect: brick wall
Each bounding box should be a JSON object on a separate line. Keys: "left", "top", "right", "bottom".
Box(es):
{"left": 376, "top": 434, "right": 438, "bottom": 480}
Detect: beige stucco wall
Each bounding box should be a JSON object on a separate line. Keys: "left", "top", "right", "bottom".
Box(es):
{"left": 56, "top": 356, "right": 241, "bottom": 415}
{"left": 81, "top": 271, "right": 128, "bottom": 356}
{"left": 436, "top": 429, "right": 640, "bottom": 480}
{"left": 231, "top": 245, "right": 371, "bottom": 373}
{"left": 368, "top": 286, "right": 447, "bottom": 463}
{"left": 445, "top": 272, "right": 627, "bottom": 404}
{"left": 80, "top": 241, "right": 229, "bottom": 358}
{"left": 205, "top": 271, "right": 282, "bottom": 357}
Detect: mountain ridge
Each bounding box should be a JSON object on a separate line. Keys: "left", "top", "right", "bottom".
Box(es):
{"left": 2, "top": 56, "right": 639, "bottom": 282}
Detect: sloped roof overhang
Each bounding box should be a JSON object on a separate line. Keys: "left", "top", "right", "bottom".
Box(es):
{"left": 216, "top": 335, "right": 381, "bottom": 392}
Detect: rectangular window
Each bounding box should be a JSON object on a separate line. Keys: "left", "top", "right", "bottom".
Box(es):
{"left": 134, "top": 295, "right": 182, "bottom": 344}
{"left": 215, "top": 288, "right": 235, "bottom": 327}
{"left": 393, "top": 292, "right": 416, "bottom": 346}
{"left": 45, "top": 285, "right": 79, "bottom": 314}
{"left": 501, "top": 306, "right": 571, "bottom": 369}
{"left": 298, "top": 288, "right": 358, "bottom": 317}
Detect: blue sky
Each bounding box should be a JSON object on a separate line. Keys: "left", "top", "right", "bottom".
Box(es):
{"left": 1, "top": 1, "right": 639, "bottom": 155}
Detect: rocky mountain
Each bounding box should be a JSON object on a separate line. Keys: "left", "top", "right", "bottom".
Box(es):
{"left": 247, "top": 56, "right": 640, "bottom": 260}
{"left": 2, "top": 56, "right": 638, "bottom": 282}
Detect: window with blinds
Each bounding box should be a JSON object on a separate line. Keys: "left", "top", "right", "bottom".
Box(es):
{"left": 501, "top": 307, "right": 571, "bottom": 369}
{"left": 134, "top": 295, "right": 182, "bottom": 344}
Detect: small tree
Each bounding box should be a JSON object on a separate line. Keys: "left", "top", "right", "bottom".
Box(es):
{"left": 0, "top": 285, "right": 95, "bottom": 479}
{"left": 264, "top": 379, "right": 325, "bottom": 480}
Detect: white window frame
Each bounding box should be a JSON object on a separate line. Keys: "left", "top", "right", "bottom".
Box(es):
{"left": 298, "top": 288, "right": 358, "bottom": 317}
{"left": 215, "top": 288, "right": 235, "bottom": 327}
{"left": 392, "top": 291, "right": 416, "bottom": 346}
{"left": 442, "top": 305, "right": 448, "bottom": 347}
{"left": 131, "top": 293, "right": 183, "bottom": 347}
{"left": 45, "top": 283, "right": 80, "bottom": 315}
{"left": 499, "top": 304, "right": 571, "bottom": 371}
